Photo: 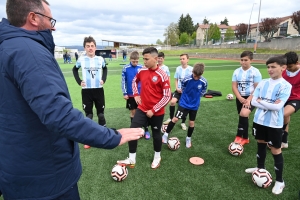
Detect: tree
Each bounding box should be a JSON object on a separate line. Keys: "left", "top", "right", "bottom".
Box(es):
{"left": 178, "top": 13, "right": 194, "bottom": 36}
{"left": 292, "top": 10, "right": 300, "bottom": 34}
{"left": 207, "top": 23, "right": 221, "bottom": 43}
{"left": 163, "top": 22, "right": 179, "bottom": 46}
{"left": 235, "top": 23, "right": 248, "bottom": 41}
{"left": 259, "top": 17, "right": 280, "bottom": 41}
{"left": 194, "top": 23, "right": 199, "bottom": 32}
{"left": 220, "top": 17, "right": 229, "bottom": 26}
{"left": 224, "top": 27, "right": 235, "bottom": 42}
{"left": 203, "top": 17, "right": 209, "bottom": 24}
{"left": 179, "top": 32, "right": 189, "bottom": 45}
{"left": 156, "top": 39, "right": 164, "bottom": 45}
{"left": 178, "top": 14, "right": 186, "bottom": 36}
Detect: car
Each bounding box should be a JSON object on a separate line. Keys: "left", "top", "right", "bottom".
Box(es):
{"left": 212, "top": 42, "right": 220, "bottom": 45}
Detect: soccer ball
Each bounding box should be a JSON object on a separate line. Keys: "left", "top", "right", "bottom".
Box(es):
{"left": 161, "top": 124, "right": 168, "bottom": 133}
{"left": 252, "top": 168, "right": 272, "bottom": 188}
{"left": 226, "top": 94, "right": 234, "bottom": 100}
{"left": 228, "top": 142, "right": 244, "bottom": 156}
{"left": 111, "top": 164, "right": 128, "bottom": 182}
{"left": 167, "top": 137, "right": 180, "bottom": 150}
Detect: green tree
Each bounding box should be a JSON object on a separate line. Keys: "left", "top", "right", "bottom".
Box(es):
{"left": 185, "top": 13, "right": 194, "bottom": 36}
{"left": 156, "top": 39, "right": 164, "bottom": 45}
{"left": 163, "top": 22, "right": 179, "bottom": 46}
{"left": 191, "top": 31, "right": 196, "bottom": 40}
{"left": 179, "top": 32, "right": 189, "bottom": 45}
{"left": 224, "top": 27, "right": 235, "bottom": 42}
{"left": 207, "top": 23, "right": 221, "bottom": 43}
{"left": 194, "top": 23, "right": 199, "bottom": 32}
{"left": 178, "top": 14, "right": 186, "bottom": 36}
{"left": 220, "top": 17, "right": 229, "bottom": 26}
{"left": 203, "top": 17, "right": 209, "bottom": 24}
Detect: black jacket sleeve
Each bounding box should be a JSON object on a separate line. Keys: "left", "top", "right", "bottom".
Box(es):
{"left": 102, "top": 66, "right": 107, "bottom": 83}
{"left": 72, "top": 65, "right": 82, "bottom": 85}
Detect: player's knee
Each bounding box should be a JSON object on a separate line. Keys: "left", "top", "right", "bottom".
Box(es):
{"left": 86, "top": 114, "right": 93, "bottom": 119}
{"left": 172, "top": 117, "right": 179, "bottom": 123}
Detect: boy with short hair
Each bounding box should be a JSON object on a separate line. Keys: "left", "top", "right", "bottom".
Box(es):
{"left": 232, "top": 51, "right": 262, "bottom": 145}
{"left": 163, "top": 54, "right": 193, "bottom": 131}
{"left": 162, "top": 63, "right": 207, "bottom": 148}
{"left": 158, "top": 52, "right": 170, "bottom": 77}
{"left": 117, "top": 47, "right": 171, "bottom": 169}
{"left": 245, "top": 55, "right": 292, "bottom": 195}
{"left": 281, "top": 51, "right": 300, "bottom": 148}
{"left": 121, "top": 51, "right": 151, "bottom": 139}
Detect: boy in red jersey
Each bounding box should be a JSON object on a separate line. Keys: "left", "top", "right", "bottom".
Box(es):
{"left": 117, "top": 47, "right": 171, "bottom": 169}
{"left": 281, "top": 51, "right": 300, "bottom": 148}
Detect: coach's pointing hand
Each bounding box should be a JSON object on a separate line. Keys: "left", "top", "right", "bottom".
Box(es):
{"left": 118, "top": 128, "right": 145, "bottom": 146}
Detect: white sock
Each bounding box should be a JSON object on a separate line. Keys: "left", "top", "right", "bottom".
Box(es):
{"left": 164, "top": 133, "right": 169, "bottom": 137}
{"left": 186, "top": 137, "right": 191, "bottom": 140}
{"left": 154, "top": 151, "right": 161, "bottom": 158}
{"left": 129, "top": 153, "right": 136, "bottom": 162}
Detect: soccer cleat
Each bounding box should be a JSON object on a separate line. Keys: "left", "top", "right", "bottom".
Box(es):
{"left": 281, "top": 142, "right": 288, "bottom": 149}
{"left": 144, "top": 131, "right": 151, "bottom": 140}
{"left": 117, "top": 157, "right": 136, "bottom": 168}
{"left": 151, "top": 157, "right": 161, "bottom": 169}
{"left": 234, "top": 136, "right": 242, "bottom": 144}
{"left": 84, "top": 145, "right": 91, "bottom": 149}
{"left": 272, "top": 181, "right": 285, "bottom": 195}
{"left": 181, "top": 123, "right": 187, "bottom": 131}
{"left": 245, "top": 167, "right": 258, "bottom": 173}
{"left": 163, "top": 118, "right": 171, "bottom": 124}
{"left": 162, "top": 134, "right": 168, "bottom": 144}
{"left": 240, "top": 138, "right": 250, "bottom": 146}
{"left": 186, "top": 137, "right": 192, "bottom": 148}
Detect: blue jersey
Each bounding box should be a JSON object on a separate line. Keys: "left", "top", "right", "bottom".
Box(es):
{"left": 174, "top": 65, "right": 193, "bottom": 89}
{"left": 232, "top": 66, "right": 262, "bottom": 96}
{"left": 121, "top": 63, "right": 143, "bottom": 96}
{"left": 159, "top": 64, "right": 170, "bottom": 77}
{"left": 253, "top": 78, "right": 292, "bottom": 128}
{"left": 179, "top": 75, "right": 208, "bottom": 110}
{"left": 76, "top": 55, "right": 106, "bottom": 89}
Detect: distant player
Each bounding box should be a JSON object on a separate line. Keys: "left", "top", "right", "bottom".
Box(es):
{"left": 245, "top": 55, "right": 292, "bottom": 195}
{"left": 72, "top": 36, "right": 107, "bottom": 149}
{"left": 163, "top": 53, "right": 193, "bottom": 131}
{"left": 117, "top": 47, "right": 171, "bottom": 169}
{"left": 121, "top": 51, "right": 151, "bottom": 140}
{"left": 232, "top": 51, "right": 262, "bottom": 146}
{"left": 281, "top": 51, "right": 300, "bottom": 148}
{"left": 158, "top": 52, "right": 170, "bottom": 77}
{"left": 162, "top": 63, "right": 207, "bottom": 148}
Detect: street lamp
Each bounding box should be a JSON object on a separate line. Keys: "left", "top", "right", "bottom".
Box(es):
{"left": 246, "top": 3, "right": 256, "bottom": 43}
{"left": 254, "top": 0, "right": 261, "bottom": 53}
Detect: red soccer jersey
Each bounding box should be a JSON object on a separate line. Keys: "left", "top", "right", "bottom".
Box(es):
{"left": 132, "top": 65, "right": 171, "bottom": 115}
{"left": 282, "top": 69, "right": 300, "bottom": 100}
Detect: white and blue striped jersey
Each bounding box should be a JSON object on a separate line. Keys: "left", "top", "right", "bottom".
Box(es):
{"left": 179, "top": 75, "right": 207, "bottom": 110}
{"left": 232, "top": 66, "right": 262, "bottom": 96}
{"left": 76, "top": 55, "right": 106, "bottom": 89}
{"left": 159, "top": 64, "right": 170, "bottom": 77}
{"left": 174, "top": 65, "right": 193, "bottom": 89}
{"left": 252, "top": 78, "right": 292, "bottom": 128}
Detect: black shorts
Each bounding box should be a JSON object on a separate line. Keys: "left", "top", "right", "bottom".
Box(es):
{"left": 236, "top": 96, "right": 255, "bottom": 114}
{"left": 126, "top": 97, "right": 138, "bottom": 110}
{"left": 284, "top": 100, "right": 300, "bottom": 113}
{"left": 172, "top": 90, "right": 182, "bottom": 102}
{"left": 252, "top": 122, "right": 283, "bottom": 148}
{"left": 175, "top": 105, "right": 198, "bottom": 121}
{"left": 82, "top": 88, "right": 105, "bottom": 115}
{"left": 131, "top": 109, "right": 164, "bottom": 130}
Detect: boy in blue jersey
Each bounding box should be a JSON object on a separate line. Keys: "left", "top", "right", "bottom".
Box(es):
{"left": 163, "top": 54, "right": 193, "bottom": 131}
{"left": 73, "top": 36, "right": 107, "bottom": 149}
{"left": 121, "top": 51, "right": 151, "bottom": 139}
{"left": 162, "top": 63, "right": 207, "bottom": 148}
{"left": 158, "top": 52, "right": 170, "bottom": 77}
{"left": 232, "top": 51, "right": 262, "bottom": 146}
{"left": 245, "top": 56, "right": 292, "bottom": 195}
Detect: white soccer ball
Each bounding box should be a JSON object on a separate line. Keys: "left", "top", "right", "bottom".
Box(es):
{"left": 161, "top": 124, "right": 168, "bottom": 133}
{"left": 228, "top": 142, "right": 244, "bottom": 156}
{"left": 167, "top": 137, "right": 180, "bottom": 150}
{"left": 226, "top": 94, "right": 234, "bottom": 100}
{"left": 252, "top": 168, "right": 272, "bottom": 188}
{"left": 111, "top": 164, "right": 128, "bottom": 182}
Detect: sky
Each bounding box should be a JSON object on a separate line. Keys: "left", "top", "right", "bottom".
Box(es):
{"left": 0, "top": 0, "right": 298, "bottom": 46}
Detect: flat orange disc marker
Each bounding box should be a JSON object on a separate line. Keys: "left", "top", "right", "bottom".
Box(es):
{"left": 189, "top": 157, "right": 204, "bottom": 165}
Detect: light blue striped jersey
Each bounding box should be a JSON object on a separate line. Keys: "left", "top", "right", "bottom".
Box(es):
{"left": 232, "top": 66, "right": 262, "bottom": 96}
{"left": 253, "top": 78, "right": 292, "bottom": 128}
{"left": 159, "top": 64, "right": 170, "bottom": 77}
{"left": 174, "top": 65, "right": 193, "bottom": 89}
{"left": 76, "top": 55, "right": 106, "bottom": 89}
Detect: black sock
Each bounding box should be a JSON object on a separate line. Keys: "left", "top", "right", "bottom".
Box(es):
{"left": 182, "top": 118, "right": 186, "bottom": 123}
{"left": 166, "top": 121, "right": 176, "bottom": 134}
{"left": 187, "top": 126, "right": 194, "bottom": 137}
{"left": 170, "top": 106, "right": 175, "bottom": 119}
{"left": 257, "top": 143, "right": 267, "bottom": 169}
{"left": 282, "top": 131, "right": 288, "bottom": 143}
{"left": 282, "top": 123, "right": 288, "bottom": 130}
{"left": 130, "top": 117, "right": 133, "bottom": 123}
{"left": 273, "top": 153, "right": 284, "bottom": 182}
{"left": 236, "top": 116, "right": 248, "bottom": 138}
{"left": 144, "top": 126, "right": 149, "bottom": 132}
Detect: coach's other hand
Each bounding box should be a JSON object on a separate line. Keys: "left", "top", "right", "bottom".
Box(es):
{"left": 118, "top": 128, "right": 145, "bottom": 145}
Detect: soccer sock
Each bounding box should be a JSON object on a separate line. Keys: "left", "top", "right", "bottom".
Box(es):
{"left": 282, "top": 131, "right": 288, "bottom": 143}
{"left": 170, "top": 105, "right": 175, "bottom": 119}
{"left": 154, "top": 151, "right": 161, "bottom": 158}
{"left": 237, "top": 116, "right": 248, "bottom": 138}
{"left": 166, "top": 121, "right": 175, "bottom": 134}
{"left": 130, "top": 117, "right": 133, "bottom": 123}
{"left": 144, "top": 126, "right": 149, "bottom": 132}
{"left": 257, "top": 143, "right": 267, "bottom": 169}
{"left": 187, "top": 126, "right": 194, "bottom": 137}
{"left": 282, "top": 123, "right": 288, "bottom": 130}
{"left": 129, "top": 153, "right": 136, "bottom": 162}
{"left": 181, "top": 118, "right": 186, "bottom": 123}
{"left": 273, "top": 153, "right": 284, "bottom": 182}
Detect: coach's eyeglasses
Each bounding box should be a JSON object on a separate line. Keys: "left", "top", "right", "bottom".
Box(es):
{"left": 34, "top": 12, "right": 56, "bottom": 28}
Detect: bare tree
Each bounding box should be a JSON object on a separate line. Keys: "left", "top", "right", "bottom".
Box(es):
{"left": 292, "top": 10, "right": 300, "bottom": 34}
{"left": 163, "top": 22, "right": 179, "bottom": 46}
{"left": 259, "top": 18, "right": 280, "bottom": 41}
{"left": 235, "top": 23, "right": 248, "bottom": 41}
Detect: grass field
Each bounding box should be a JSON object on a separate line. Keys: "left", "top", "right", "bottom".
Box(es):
{"left": 2, "top": 56, "right": 300, "bottom": 200}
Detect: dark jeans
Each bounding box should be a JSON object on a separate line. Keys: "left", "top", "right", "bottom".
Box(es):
{"left": 53, "top": 184, "right": 80, "bottom": 200}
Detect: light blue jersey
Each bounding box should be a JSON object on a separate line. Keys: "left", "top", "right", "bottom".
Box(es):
{"left": 232, "top": 66, "right": 262, "bottom": 96}
{"left": 252, "top": 78, "right": 292, "bottom": 128}
{"left": 159, "top": 64, "right": 170, "bottom": 77}
{"left": 76, "top": 55, "right": 106, "bottom": 89}
{"left": 174, "top": 65, "right": 193, "bottom": 89}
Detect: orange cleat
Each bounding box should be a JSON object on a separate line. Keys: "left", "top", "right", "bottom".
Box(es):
{"left": 84, "top": 145, "right": 91, "bottom": 149}
{"left": 240, "top": 138, "right": 250, "bottom": 146}
{"left": 234, "top": 136, "right": 242, "bottom": 144}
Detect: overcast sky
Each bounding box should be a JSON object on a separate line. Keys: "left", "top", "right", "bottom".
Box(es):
{"left": 0, "top": 0, "right": 298, "bottom": 46}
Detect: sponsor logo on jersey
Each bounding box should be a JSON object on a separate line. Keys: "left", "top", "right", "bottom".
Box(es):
{"left": 152, "top": 76, "right": 158, "bottom": 82}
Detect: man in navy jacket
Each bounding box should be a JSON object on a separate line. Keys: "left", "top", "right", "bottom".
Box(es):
{"left": 0, "top": 0, "right": 144, "bottom": 199}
